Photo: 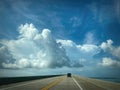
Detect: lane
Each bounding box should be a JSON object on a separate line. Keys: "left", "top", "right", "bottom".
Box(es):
{"left": 0, "top": 76, "right": 64, "bottom": 90}
{"left": 41, "top": 77, "right": 66, "bottom": 90}
{"left": 72, "top": 78, "right": 83, "bottom": 90}
{"left": 73, "top": 77, "right": 107, "bottom": 90}
{"left": 74, "top": 76, "right": 120, "bottom": 90}
{"left": 49, "top": 77, "right": 81, "bottom": 90}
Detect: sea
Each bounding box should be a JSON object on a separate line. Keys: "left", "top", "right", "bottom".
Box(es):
{"left": 91, "top": 77, "right": 120, "bottom": 83}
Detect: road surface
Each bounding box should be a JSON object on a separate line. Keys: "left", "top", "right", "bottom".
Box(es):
{"left": 0, "top": 75, "right": 120, "bottom": 90}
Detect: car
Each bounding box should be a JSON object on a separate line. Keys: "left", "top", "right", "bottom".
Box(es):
{"left": 67, "top": 73, "right": 72, "bottom": 77}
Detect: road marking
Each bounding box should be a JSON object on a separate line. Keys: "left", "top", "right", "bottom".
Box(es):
{"left": 41, "top": 77, "right": 65, "bottom": 90}
{"left": 72, "top": 77, "right": 83, "bottom": 90}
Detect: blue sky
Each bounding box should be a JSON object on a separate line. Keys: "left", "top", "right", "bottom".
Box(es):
{"left": 0, "top": 0, "right": 120, "bottom": 77}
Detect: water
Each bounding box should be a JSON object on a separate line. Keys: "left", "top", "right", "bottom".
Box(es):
{"left": 90, "top": 77, "right": 120, "bottom": 83}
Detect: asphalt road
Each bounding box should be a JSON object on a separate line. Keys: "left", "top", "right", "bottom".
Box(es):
{"left": 0, "top": 75, "right": 120, "bottom": 90}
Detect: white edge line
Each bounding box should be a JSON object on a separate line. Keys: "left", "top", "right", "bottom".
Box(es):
{"left": 72, "top": 77, "right": 83, "bottom": 90}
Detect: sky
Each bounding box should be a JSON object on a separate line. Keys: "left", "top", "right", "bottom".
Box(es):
{"left": 0, "top": 0, "right": 120, "bottom": 77}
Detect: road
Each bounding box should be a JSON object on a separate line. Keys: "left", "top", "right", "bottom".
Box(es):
{"left": 0, "top": 75, "right": 120, "bottom": 90}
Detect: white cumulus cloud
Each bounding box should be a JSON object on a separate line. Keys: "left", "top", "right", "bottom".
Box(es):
{"left": 0, "top": 23, "right": 84, "bottom": 69}
{"left": 2, "top": 23, "right": 117, "bottom": 69}
{"left": 99, "top": 57, "right": 120, "bottom": 67}
{"left": 57, "top": 39, "right": 100, "bottom": 62}
{"left": 100, "top": 39, "right": 120, "bottom": 59}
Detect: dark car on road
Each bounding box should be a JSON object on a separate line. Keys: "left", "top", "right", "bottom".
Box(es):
{"left": 67, "top": 73, "right": 72, "bottom": 77}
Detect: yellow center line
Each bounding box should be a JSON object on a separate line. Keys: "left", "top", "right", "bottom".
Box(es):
{"left": 41, "top": 77, "right": 66, "bottom": 90}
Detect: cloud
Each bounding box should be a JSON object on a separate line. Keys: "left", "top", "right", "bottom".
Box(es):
{"left": 1, "top": 23, "right": 119, "bottom": 69}
{"left": 87, "top": 2, "right": 98, "bottom": 20}
{"left": 114, "top": 47, "right": 120, "bottom": 59}
{"left": 0, "top": 46, "right": 15, "bottom": 68}
{"left": 70, "top": 16, "right": 81, "bottom": 27}
{"left": 84, "top": 31, "right": 98, "bottom": 44}
{"left": 114, "top": 0, "right": 120, "bottom": 23}
{"left": 100, "top": 39, "right": 120, "bottom": 59}
{"left": 2, "top": 58, "right": 30, "bottom": 69}
{"left": 0, "top": 23, "right": 84, "bottom": 69}
{"left": 57, "top": 39, "right": 100, "bottom": 63}
{"left": 99, "top": 39, "right": 120, "bottom": 67}
{"left": 99, "top": 57, "right": 120, "bottom": 67}
{"left": 18, "top": 23, "right": 39, "bottom": 39}
{"left": 10, "top": 0, "right": 43, "bottom": 24}
{"left": 100, "top": 39, "right": 113, "bottom": 52}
